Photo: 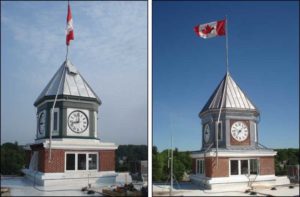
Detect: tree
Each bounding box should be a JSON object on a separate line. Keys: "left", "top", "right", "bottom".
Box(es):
{"left": 1, "top": 142, "right": 25, "bottom": 175}
{"left": 152, "top": 147, "right": 193, "bottom": 182}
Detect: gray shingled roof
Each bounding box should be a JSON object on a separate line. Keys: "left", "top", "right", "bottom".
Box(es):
{"left": 34, "top": 60, "right": 101, "bottom": 106}
{"left": 200, "top": 72, "right": 257, "bottom": 114}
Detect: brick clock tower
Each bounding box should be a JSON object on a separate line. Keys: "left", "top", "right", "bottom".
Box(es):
{"left": 23, "top": 60, "right": 117, "bottom": 186}
{"left": 190, "top": 72, "right": 277, "bottom": 189}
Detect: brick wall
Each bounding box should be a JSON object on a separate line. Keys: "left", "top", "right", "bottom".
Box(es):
{"left": 99, "top": 150, "right": 115, "bottom": 171}
{"left": 24, "top": 150, "right": 32, "bottom": 168}
{"left": 192, "top": 158, "right": 196, "bottom": 174}
{"left": 260, "top": 156, "right": 275, "bottom": 175}
{"left": 26, "top": 147, "right": 116, "bottom": 173}
{"left": 205, "top": 157, "right": 229, "bottom": 177}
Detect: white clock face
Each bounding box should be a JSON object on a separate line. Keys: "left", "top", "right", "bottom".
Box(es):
{"left": 68, "top": 110, "right": 89, "bottom": 133}
{"left": 38, "top": 111, "right": 46, "bottom": 135}
{"left": 231, "top": 121, "right": 248, "bottom": 142}
{"left": 204, "top": 124, "right": 210, "bottom": 143}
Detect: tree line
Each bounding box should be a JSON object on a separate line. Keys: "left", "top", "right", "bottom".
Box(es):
{"left": 152, "top": 146, "right": 192, "bottom": 182}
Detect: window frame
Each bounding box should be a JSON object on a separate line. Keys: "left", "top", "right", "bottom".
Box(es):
{"left": 51, "top": 108, "right": 59, "bottom": 136}
{"left": 229, "top": 158, "right": 259, "bottom": 176}
{"left": 215, "top": 121, "right": 223, "bottom": 141}
{"left": 65, "top": 152, "right": 98, "bottom": 172}
{"left": 196, "top": 159, "right": 205, "bottom": 175}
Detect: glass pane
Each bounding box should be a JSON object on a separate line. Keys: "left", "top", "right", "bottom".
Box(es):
{"left": 78, "top": 154, "right": 86, "bottom": 170}
{"left": 241, "top": 160, "right": 249, "bottom": 174}
{"left": 66, "top": 154, "right": 75, "bottom": 170}
{"left": 250, "top": 159, "right": 258, "bottom": 174}
{"left": 200, "top": 160, "right": 203, "bottom": 174}
{"left": 54, "top": 112, "right": 58, "bottom": 130}
{"left": 218, "top": 123, "right": 222, "bottom": 140}
{"left": 230, "top": 160, "right": 238, "bottom": 175}
{"left": 88, "top": 154, "right": 97, "bottom": 170}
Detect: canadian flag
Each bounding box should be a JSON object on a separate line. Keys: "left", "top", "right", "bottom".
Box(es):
{"left": 66, "top": 3, "right": 74, "bottom": 46}
{"left": 194, "top": 20, "right": 225, "bottom": 39}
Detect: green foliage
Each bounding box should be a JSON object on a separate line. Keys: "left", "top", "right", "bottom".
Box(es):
{"left": 1, "top": 142, "right": 25, "bottom": 175}
{"left": 152, "top": 146, "right": 192, "bottom": 182}
{"left": 152, "top": 150, "right": 163, "bottom": 181}
{"left": 274, "top": 148, "right": 299, "bottom": 176}
{"left": 115, "top": 145, "right": 147, "bottom": 172}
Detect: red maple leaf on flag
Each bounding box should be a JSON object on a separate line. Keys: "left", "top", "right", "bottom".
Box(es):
{"left": 201, "top": 25, "right": 214, "bottom": 35}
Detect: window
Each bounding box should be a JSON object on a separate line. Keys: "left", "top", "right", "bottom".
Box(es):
{"left": 254, "top": 124, "right": 257, "bottom": 142}
{"left": 78, "top": 154, "right": 87, "bottom": 170}
{"left": 216, "top": 121, "right": 222, "bottom": 141}
{"left": 65, "top": 153, "right": 98, "bottom": 171}
{"left": 89, "top": 154, "right": 97, "bottom": 170}
{"left": 53, "top": 112, "right": 58, "bottom": 130}
{"left": 250, "top": 159, "right": 258, "bottom": 174}
{"left": 241, "top": 160, "right": 249, "bottom": 174}
{"left": 51, "top": 108, "right": 59, "bottom": 135}
{"left": 230, "top": 160, "right": 239, "bottom": 175}
{"left": 66, "top": 154, "right": 75, "bottom": 170}
{"left": 196, "top": 159, "right": 204, "bottom": 174}
{"left": 230, "top": 159, "right": 259, "bottom": 175}
{"left": 94, "top": 111, "right": 98, "bottom": 138}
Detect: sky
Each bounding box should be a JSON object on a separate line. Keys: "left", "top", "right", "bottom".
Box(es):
{"left": 1, "top": 1, "right": 147, "bottom": 145}
{"left": 153, "top": 1, "right": 299, "bottom": 151}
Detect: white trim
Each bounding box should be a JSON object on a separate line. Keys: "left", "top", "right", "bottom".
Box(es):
{"left": 31, "top": 139, "right": 118, "bottom": 150}
{"left": 36, "top": 98, "right": 98, "bottom": 108}
{"left": 65, "top": 152, "right": 99, "bottom": 172}
{"left": 190, "top": 174, "right": 276, "bottom": 185}
{"left": 254, "top": 123, "right": 257, "bottom": 142}
{"left": 191, "top": 150, "right": 276, "bottom": 158}
{"left": 94, "top": 111, "right": 98, "bottom": 138}
{"left": 51, "top": 108, "right": 59, "bottom": 136}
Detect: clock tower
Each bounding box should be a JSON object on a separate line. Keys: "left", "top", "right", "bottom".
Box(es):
{"left": 23, "top": 60, "right": 118, "bottom": 187}
{"left": 190, "top": 72, "right": 278, "bottom": 190}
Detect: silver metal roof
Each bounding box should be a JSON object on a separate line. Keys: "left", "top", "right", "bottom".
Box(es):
{"left": 34, "top": 60, "right": 100, "bottom": 105}
{"left": 200, "top": 72, "right": 257, "bottom": 114}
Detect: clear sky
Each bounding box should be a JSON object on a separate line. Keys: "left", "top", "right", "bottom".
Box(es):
{"left": 1, "top": 1, "right": 147, "bottom": 145}
{"left": 153, "top": 1, "right": 299, "bottom": 151}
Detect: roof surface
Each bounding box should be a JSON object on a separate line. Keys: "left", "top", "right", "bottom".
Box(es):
{"left": 34, "top": 60, "right": 101, "bottom": 105}
{"left": 200, "top": 72, "right": 257, "bottom": 114}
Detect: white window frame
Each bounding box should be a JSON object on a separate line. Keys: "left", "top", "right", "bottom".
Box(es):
{"left": 215, "top": 121, "right": 223, "bottom": 141}
{"left": 229, "top": 158, "right": 259, "bottom": 176}
{"left": 94, "top": 111, "right": 98, "bottom": 138}
{"left": 254, "top": 123, "right": 257, "bottom": 142}
{"left": 51, "top": 108, "right": 59, "bottom": 136}
{"left": 65, "top": 152, "right": 98, "bottom": 172}
{"left": 196, "top": 159, "right": 205, "bottom": 175}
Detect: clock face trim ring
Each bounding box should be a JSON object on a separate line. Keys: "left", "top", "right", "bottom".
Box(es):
{"left": 38, "top": 111, "right": 46, "bottom": 135}
{"left": 68, "top": 110, "right": 89, "bottom": 133}
{"left": 231, "top": 121, "right": 248, "bottom": 142}
{"left": 204, "top": 124, "right": 210, "bottom": 143}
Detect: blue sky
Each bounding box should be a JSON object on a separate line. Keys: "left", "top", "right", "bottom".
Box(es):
{"left": 153, "top": 1, "right": 299, "bottom": 151}
{"left": 1, "top": 1, "right": 147, "bottom": 145}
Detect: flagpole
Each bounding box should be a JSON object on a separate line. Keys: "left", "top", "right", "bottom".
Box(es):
{"left": 49, "top": 0, "right": 70, "bottom": 162}
{"left": 225, "top": 15, "right": 229, "bottom": 73}
{"left": 66, "top": 45, "right": 69, "bottom": 60}
{"left": 66, "top": 0, "right": 70, "bottom": 60}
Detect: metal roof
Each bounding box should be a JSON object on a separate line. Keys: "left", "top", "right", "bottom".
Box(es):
{"left": 34, "top": 60, "right": 101, "bottom": 106}
{"left": 200, "top": 72, "right": 257, "bottom": 114}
